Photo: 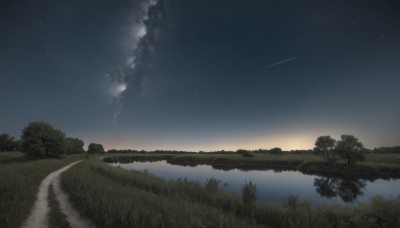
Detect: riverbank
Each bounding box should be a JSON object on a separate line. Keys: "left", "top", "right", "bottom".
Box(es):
{"left": 62, "top": 158, "right": 400, "bottom": 227}
{"left": 103, "top": 153, "right": 400, "bottom": 179}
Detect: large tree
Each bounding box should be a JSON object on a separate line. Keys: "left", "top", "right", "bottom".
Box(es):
{"left": 87, "top": 143, "right": 105, "bottom": 154}
{"left": 21, "top": 121, "right": 66, "bottom": 159}
{"left": 314, "top": 135, "right": 336, "bottom": 163}
{"left": 0, "top": 133, "right": 16, "bottom": 151}
{"left": 335, "top": 135, "right": 365, "bottom": 170}
{"left": 64, "top": 137, "right": 85, "bottom": 154}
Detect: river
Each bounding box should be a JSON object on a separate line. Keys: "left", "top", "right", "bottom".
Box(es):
{"left": 110, "top": 161, "right": 400, "bottom": 205}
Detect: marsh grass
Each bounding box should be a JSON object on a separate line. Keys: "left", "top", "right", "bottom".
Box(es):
{"left": 62, "top": 160, "right": 249, "bottom": 227}
{"left": 62, "top": 159, "right": 400, "bottom": 228}
{"left": 0, "top": 152, "right": 84, "bottom": 228}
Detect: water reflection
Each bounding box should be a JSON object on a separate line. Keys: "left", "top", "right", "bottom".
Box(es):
{"left": 314, "top": 177, "right": 367, "bottom": 202}
{"left": 110, "top": 161, "right": 400, "bottom": 205}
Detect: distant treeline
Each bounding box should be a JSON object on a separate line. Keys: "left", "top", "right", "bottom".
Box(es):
{"left": 107, "top": 149, "right": 197, "bottom": 154}
{"left": 372, "top": 146, "right": 400, "bottom": 154}
{"left": 106, "top": 147, "right": 400, "bottom": 155}
{"left": 106, "top": 148, "right": 316, "bottom": 155}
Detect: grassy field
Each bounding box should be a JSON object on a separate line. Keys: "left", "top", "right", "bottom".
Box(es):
{"left": 103, "top": 153, "right": 400, "bottom": 177}
{"left": 62, "top": 158, "right": 400, "bottom": 228}
{"left": 0, "top": 151, "right": 84, "bottom": 228}
{"left": 1, "top": 151, "right": 400, "bottom": 227}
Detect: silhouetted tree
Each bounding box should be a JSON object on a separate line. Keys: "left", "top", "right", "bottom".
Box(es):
{"left": 0, "top": 133, "right": 17, "bottom": 151}
{"left": 314, "top": 135, "right": 336, "bottom": 163}
{"left": 87, "top": 143, "right": 105, "bottom": 154}
{"left": 236, "top": 149, "right": 255, "bottom": 157}
{"left": 335, "top": 135, "right": 365, "bottom": 170}
{"left": 64, "top": 137, "right": 85, "bottom": 154}
{"left": 21, "top": 121, "right": 66, "bottom": 159}
{"left": 270, "top": 147, "right": 283, "bottom": 155}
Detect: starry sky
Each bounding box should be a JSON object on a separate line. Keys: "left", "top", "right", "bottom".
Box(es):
{"left": 1, "top": 0, "right": 400, "bottom": 151}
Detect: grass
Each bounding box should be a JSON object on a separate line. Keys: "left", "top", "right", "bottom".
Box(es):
{"left": 61, "top": 158, "right": 249, "bottom": 227}
{"left": 48, "top": 184, "right": 71, "bottom": 228}
{"left": 62, "top": 158, "right": 400, "bottom": 228}
{"left": 1, "top": 151, "right": 399, "bottom": 227}
{"left": 366, "top": 154, "right": 400, "bottom": 165}
{"left": 0, "top": 151, "right": 85, "bottom": 228}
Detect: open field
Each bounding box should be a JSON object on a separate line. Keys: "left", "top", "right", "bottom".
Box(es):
{"left": 62, "top": 158, "right": 400, "bottom": 228}
{"left": 103, "top": 153, "right": 400, "bottom": 177}
{"left": 0, "top": 152, "right": 85, "bottom": 228}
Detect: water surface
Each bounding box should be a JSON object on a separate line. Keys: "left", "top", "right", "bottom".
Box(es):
{"left": 111, "top": 161, "right": 400, "bottom": 205}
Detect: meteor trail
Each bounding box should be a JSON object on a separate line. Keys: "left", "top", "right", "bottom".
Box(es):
{"left": 264, "top": 56, "right": 298, "bottom": 69}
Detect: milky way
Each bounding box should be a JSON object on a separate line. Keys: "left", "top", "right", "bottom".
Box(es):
{"left": 109, "top": 0, "right": 164, "bottom": 123}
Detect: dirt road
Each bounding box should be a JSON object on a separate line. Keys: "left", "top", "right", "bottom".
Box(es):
{"left": 21, "top": 160, "right": 95, "bottom": 228}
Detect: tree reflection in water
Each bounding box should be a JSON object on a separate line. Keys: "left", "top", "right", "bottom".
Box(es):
{"left": 313, "top": 176, "right": 367, "bottom": 202}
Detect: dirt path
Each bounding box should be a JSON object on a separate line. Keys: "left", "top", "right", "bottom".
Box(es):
{"left": 21, "top": 160, "right": 95, "bottom": 228}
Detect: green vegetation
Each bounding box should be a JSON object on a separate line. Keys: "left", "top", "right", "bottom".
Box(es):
{"left": 2, "top": 126, "right": 400, "bottom": 227}
{"left": 0, "top": 151, "right": 84, "bottom": 228}
{"left": 242, "top": 181, "right": 257, "bottom": 207}
{"left": 103, "top": 135, "right": 400, "bottom": 177}
{"left": 21, "top": 121, "right": 67, "bottom": 159}
{"left": 87, "top": 143, "right": 105, "bottom": 154}
{"left": 64, "top": 137, "right": 85, "bottom": 154}
{"left": 0, "top": 133, "right": 19, "bottom": 151}
{"left": 19, "top": 121, "right": 86, "bottom": 159}
{"left": 336, "top": 135, "right": 366, "bottom": 170}
{"left": 48, "top": 184, "right": 71, "bottom": 228}
{"left": 62, "top": 159, "right": 400, "bottom": 228}
{"left": 62, "top": 159, "right": 250, "bottom": 227}
{"left": 314, "top": 135, "right": 336, "bottom": 163}
{"left": 372, "top": 146, "right": 400, "bottom": 154}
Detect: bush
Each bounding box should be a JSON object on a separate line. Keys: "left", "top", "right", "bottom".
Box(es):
{"left": 242, "top": 181, "right": 257, "bottom": 206}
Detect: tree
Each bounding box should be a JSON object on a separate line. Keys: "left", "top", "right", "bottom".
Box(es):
{"left": 236, "top": 149, "right": 254, "bottom": 158}
{"left": 64, "top": 137, "right": 85, "bottom": 154}
{"left": 87, "top": 143, "right": 105, "bottom": 154}
{"left": 21, "top": 121, "right": 66, "bottom": 159}
{"left": 0, "top": 133, "right": 16, "bottom": 151}
{"left": 335, "top": 135, "right": 365, "bottom": 170}
{"left": 270, "top": 147, "right": 283, "bottom": 155}
{"left": 314, "top": 136, "right": 336, "bottom": 163}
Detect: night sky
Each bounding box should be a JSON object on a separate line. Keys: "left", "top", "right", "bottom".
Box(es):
{"left": 1, "top": 0, "right": 400, "bottom": 151}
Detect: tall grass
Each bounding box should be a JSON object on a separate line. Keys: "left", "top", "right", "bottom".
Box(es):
{"left": 62, "top": 159, "right": 400, "bottom": 228}
{"left": 61, "top": 159, "right": 250, "bottom": 227}
{"left": 0, "top": 152, "right": 84, "bottom": 228}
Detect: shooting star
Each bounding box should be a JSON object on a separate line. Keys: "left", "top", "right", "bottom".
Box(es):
{"left": 264, "top": 56, "right": 298, "bottom": 69}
